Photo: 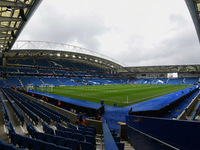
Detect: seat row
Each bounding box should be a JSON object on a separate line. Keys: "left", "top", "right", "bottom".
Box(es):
{"left": 4, "top": 88, "right": 51, "bottom": 123}
{"left": 11, "top": 133, "right": 72, "bottom": 150}
{"left": 102, "top": 118, "right": 125, "bottom": 150}
{"left": 110, "top": 129, "right": 124, "bottom": 150}
{"left": 191, "top": 101, "right": 200, "bottom": 120}
{"left": 57, "top": 122, "right": 96, "bottom": 136}
{"left": 29, "top": 100, "right": 61, "bottom": 123}
{"left": 3, "top": 89, "right": 39, "bottom": 125}
{"left": 6, "top": 88, "right": 69, "bottom": 123}
{"left": 26, "top": 122, "right": 94, "bottom": 150}
{"left": 32, "top": 100, "right": 70, "bottom": 123}
{"left": 2, "top": 89, "right": 25, "bottom": 125}
{"left": 42, "top": 122, "right": 54, "bottom": 135}
{"left": 0, "top": 93, "right": 9, "bottom": 121}
{"left": 0, "top": 140, "right": 25, "bottom": 150}
{"left": 5, "top": 120, "right": 16, "bottom": 136}
{"left": 1, "top": 116, "right": 25, "bottom": 150}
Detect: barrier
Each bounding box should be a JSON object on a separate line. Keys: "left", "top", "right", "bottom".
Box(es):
{"left": 126, "top": 115, "right": 200, "bottom": 150}
{"left": 102, "top": 118, "right": 119, "bottom": 150}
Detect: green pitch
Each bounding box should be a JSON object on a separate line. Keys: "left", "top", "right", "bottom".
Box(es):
{"left": 37, "top": 84, "right": 192, "bottom": 107}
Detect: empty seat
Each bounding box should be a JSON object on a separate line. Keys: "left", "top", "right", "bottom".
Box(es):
{"left": 74, "top": 129, "right": 84, "bottom": 135}
{"left": 113, "top": 136, "right": 120, "bottom": 142}
{"left": 85, "top": 131, "right": 95, "bottom": 136}
{"left": 78, "top": 126, "right": 86, "bottom": 133}
{"left": 65, "top": 128, "right": 74, "bottom": 133}
{"left": 43, "top": 142, "right": 57, "bottom": 150}
{"left": 55, "top": 130, "right": 64, "bottom": 137}
{"left": 2, "top": 143, "right": 17, "bottom": 150}
{"left": 57, "top": 145, "right": 72, "bottom": 150}
{"left": 85, "top": 135, "right": 95, "bottom": 146}
{"left": 86, "top": 128, "right": 96, "bottom": 134}
{"left": 116, "top": 142, "right": 125, "bottom": 150}
{"left": 45, "top": 133, "right": 55, "bottom": 143}
{"left": 11, "top": 133, "right": 22, "bottom": 147}
{"left": 20, "top": 136, "right": 32, "bottom": 149}
{"left": 48, "top": 128, "right": 54, "bottom": 135}
{"left": 74, "top": 133, "right": 84, "bottom": 142}
{"left": 67, "top": 138, "right": 79, "bottom": 150}
{"left": 32, "top": 139, "right": 44, "bottom": 150}
{"left": 80, "top": 141, "right": 93, "bottom": 150}
{"left": 55, "top": 136, "right": 66, "bottom": 146}
{"left": 35, "top": 132, "right": 46, "bottom": 141}
{"left": 56, "top": 123, "right": 61, "bottom": 130}
{"left": 64, "top": 131, "right": 74, "bottom": 139}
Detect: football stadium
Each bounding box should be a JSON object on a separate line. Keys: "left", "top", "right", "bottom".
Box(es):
{"left": 0, "top": 0, "right": 200, "bottom": 150}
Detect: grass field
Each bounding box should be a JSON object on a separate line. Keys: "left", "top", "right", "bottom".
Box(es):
{"left": 37, "top": 84, "right": 192, "bottom": 107}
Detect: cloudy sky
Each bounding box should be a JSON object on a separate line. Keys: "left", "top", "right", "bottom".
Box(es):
{"left": 17, "top": 0, "right": 200, "bottom": 67}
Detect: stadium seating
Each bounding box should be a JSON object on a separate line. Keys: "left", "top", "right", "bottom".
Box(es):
{"left": 2, "top": 89, "right": 25, "bottom": 125}
{"left": 4, "top": 88, "right": 70, "bottom": 123}
{"left": 0, "top": 93, "right": 10, "bottom": 121}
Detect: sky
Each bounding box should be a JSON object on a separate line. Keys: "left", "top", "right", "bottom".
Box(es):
{"left": 17, "top": 0, "right": 200, "bottom": 67}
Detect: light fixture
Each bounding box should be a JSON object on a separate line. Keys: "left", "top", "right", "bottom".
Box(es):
{"left": 6, "top": 7, "right": 12, "bottom": 12}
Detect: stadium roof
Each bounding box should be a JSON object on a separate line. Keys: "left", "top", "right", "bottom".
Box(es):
{"left": 126, "top": 65, "right": 200, "bottom": 73}
{"left": 0, "top": 0, "right": 42, "bottom": 52}
{"left": 185, "top": 0, "right": 200, "bottom": 43}
{"left": 4, "top": 40, "right": 127, "bottom": 72}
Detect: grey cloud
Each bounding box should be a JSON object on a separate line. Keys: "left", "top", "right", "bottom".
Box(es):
{"left": 18, "top": 2, "right": 110, "bottom": 51}
{"left": 118, "top": 26, "right": 200, "bottom": 66}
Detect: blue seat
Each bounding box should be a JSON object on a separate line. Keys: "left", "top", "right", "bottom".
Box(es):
{"left": 60, "top": 126, "right": 66, "bottom": 131}
{"left": 43, "top": 142, "right": 57, "bottom": 150}
{"left": 64, "top": 131, "right": 74, "bottom": 139}
{"left": 65, "top": 128, "right": 74, "bottom": 133}
{"left": 67, "top": 138, "right": 79, "bottom": 150}
{"left": 88, "top": 126, "right": 96, "bottom": 132}
{"left": 55, "top": 130, "right": 64, "bottom": 137}
{"left": 29, "top": 126, "right": 36, "bottom": 138}
{"left": 113, "top": 136, "right": 120, "bottom": 142}
{"left": 45, "top": 133, "right": 55, "bottom": 143}
{"left": 80, "top": 141, "right": 93, "bottom": 150}
{"left": 74, "top": 133, "right": 84, "bottom": 142}
{"left": 48, "top": 128, "right": 54, "bottom": 135}
{"left": 0, "top": 140, "right": 4, "bottom": 149}
{"left": 57, "top": 145, "right": 72, "bottom": 150}
{"left": 116, "top": 142, "right": 125, "bottom": 150}
{"left": 56, "top": 123, "right": 61, "bottom": 130}
{"left": 78, "top": 127, "right": 85, "bottom": 133}
{"left": 32, "top": 139, "right": 44, "bottom": 150}
{"left": 11, "top": 133, "right": 22, "bottom": 146}
{"left": 78, "top": 123, "right": 87, "bottom": 128}
{"left": 2, "top": 143, "right": 17, "bottom": 150}
{"left": 112, "top": 132, "right": 117, "bottom": 137}
{"left": 74, "top": 129, "right": 84, "bottom": 135}
{"left": 35, "top": 132, "right": 46, "bottom": 141}
{"left": 55, "top": 136, "right": 66, "bottom": 146}
{"left": 9, "top": 122, "right": 16, "bottom": 133}
{"left": 85, "top": 131, "right": 95, "bottom": 136}
{"left": 86, "top": 128, "right": 95, "bottom": 134}
{"left": 85, "top": 135, "right": 95, "bottom": 146}
{"left": 21, "top": 136, "right": 32, "bottom": 148}
{"left": 63, "top": 116, "right": 70, "bottom": 123}
{"left": 42, "top": 122, "right": 47, "bottom": 132}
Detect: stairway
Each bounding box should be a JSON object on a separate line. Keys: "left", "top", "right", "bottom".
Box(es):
{"left": 40, "top": 78, "right": 46, "bottom": 86}
{"left": 18, "top": 78, "right": 24, "bottom": 88}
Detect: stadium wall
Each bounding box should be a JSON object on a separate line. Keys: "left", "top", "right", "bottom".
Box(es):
{"left": 126, "top": 115, "right": 200, "bottom": 150}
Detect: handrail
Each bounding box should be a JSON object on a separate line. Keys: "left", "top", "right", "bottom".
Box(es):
{"left": 102, "top": 118, "right": 118, "bottom": 150}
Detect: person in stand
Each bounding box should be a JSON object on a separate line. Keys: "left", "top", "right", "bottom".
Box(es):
{"left": 96, "top": 113, "right": 102, "bottom": 121}
{"left": 76, "top": 115, "right": 86, "bottom": 125}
